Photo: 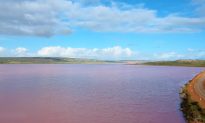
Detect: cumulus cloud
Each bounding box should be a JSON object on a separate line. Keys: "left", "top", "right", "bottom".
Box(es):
{"left": 0, "top": 0, "right": 205, "bottom": 37}
{"left": 37, "top": 46, "right": 134, "bottom": 59}
{"left": 0, "top": 46, "right": 135, "bottom": 59}
{"left": 14, "top": 47, "right": 29, "bottom": 56}
{"left": 0, "top": 0, "right": 71, "bottom": 37}
{"left": 0, "top": 46, "right": 205, "bottom": 60}
{"left": 0, "top": 47, "right": 5, "bottom": 56}
{"left": 153, "top": 52, "right": 184, "bottom": 60}
{"left": 150, "top": 49, "right": 205, "bottom": 60}
{"left": 186, "top": 48, "right": 205, "bottom": 59}
{"left": 65, "top": 1, "right": 205, "bottom": 33}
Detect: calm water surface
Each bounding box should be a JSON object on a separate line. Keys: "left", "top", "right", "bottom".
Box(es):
{"left": 0, "top": 64, "right": 204, "bottom": 123}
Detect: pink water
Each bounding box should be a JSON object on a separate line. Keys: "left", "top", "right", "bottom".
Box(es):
{"left": 0, "top": 64, "right": 204, "bottom": 123}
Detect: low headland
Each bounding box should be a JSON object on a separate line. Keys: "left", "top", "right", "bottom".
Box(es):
{"left": 180, "top": 71, "right": 205, "bottom": 123}
{"left": 0, "top": 57, "right": 118, "bottom": 64}
{"left": 144, "top": 60, "right": 205, "bottom": 67}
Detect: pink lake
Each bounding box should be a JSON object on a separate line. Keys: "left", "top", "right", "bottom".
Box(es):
{"left": 0, "top": 64, "right": 204, "bottom": 123}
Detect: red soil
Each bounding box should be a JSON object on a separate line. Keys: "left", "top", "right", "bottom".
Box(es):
{"left": 187, "top": 71, "right": 205, "bottom": 108}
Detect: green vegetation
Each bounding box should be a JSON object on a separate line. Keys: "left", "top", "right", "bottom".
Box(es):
{"left": 180, "top": 85, "right": 205, "bottom": 123}
{"left": 0, "top": 57, "right": 116, "bottom": 64}
{"left": 144, "top": 60, "right": 205, "bottom": 67}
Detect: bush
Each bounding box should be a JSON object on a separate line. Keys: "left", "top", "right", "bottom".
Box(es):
{"left": 180, "top": 88, "right": 205, "bottom": 123}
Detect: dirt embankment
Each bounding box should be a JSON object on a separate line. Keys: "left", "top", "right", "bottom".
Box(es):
{"left": 180, "top": 71, "right": 205, "bottom": 123}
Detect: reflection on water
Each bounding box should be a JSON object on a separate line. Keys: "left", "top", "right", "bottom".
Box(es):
{"left": 0, "top": 64, "right": 204, "bottom": 123}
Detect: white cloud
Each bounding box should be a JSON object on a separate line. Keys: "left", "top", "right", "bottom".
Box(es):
{"left": 153, "top": 52, "right": 184, "bottom": 60}
{"left": 0, "top": 0, "right": 205, "bottom": 37}
{"left": 0, "top": 47, "right": 5, "bottom": 52}
{"left": 14, "top": 47, "right": 29, "bottom": 56}
{"left": 0, "top": 47, "right": 5, "bottom": 56}
{"left": 150, "top": 49, "right": 205, "bottom": 60}
{"left": 0, "top": 0, "right": 71, "bottom": 37}
{"left": 0, "top": 46, "right": 205, "bottom": 60}
{"left": 37, "top": 46, "right": 134, "bottom": 59}
{"left": 185, "top": 48, "right": 205, "bottom": 59}
{"left": 0, "top": 47, "right": 11, "bottom": 57}
{"left": 66, "top": 2, "right": 205, "bottom": 33}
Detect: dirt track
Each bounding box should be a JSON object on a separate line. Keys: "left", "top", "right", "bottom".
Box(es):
{"left": 187, "top": 71, "right": 205, "bottom": 109}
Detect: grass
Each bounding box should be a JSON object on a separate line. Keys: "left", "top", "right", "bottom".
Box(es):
{"left": 144, "top": 60, "right": 205, "bottom": 67}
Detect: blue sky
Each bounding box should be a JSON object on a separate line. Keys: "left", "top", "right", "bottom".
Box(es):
{"left": 0, "top": 0, "right": 205, "bottom": 60}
